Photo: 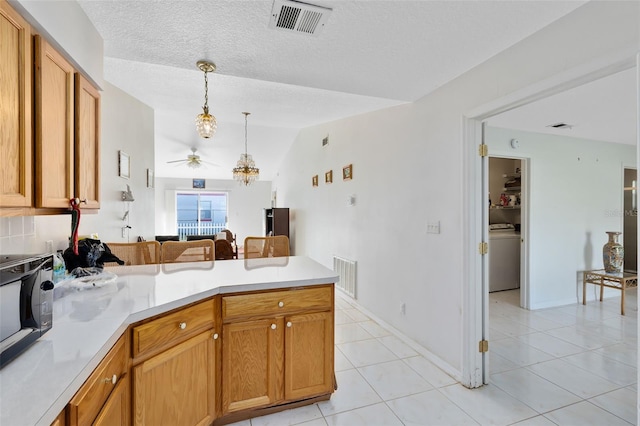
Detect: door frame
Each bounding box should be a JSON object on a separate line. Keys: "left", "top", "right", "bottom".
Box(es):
{"left": 460, "top": 50, "right": 639, "bottom": 388}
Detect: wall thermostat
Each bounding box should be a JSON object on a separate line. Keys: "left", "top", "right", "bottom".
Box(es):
{"left": 510, "top": 138, "right": 520, "bottom": 149}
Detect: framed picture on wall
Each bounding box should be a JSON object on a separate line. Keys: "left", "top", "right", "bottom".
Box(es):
{"left": 118, "top": 151, "right": 130, "bottom": 179}
{"left": 325, "top": 170, "right": 333, "bottom": 184}
{"left": 342, "top": 164, "right": 353, "bottom": 181}
{"left": 193, "top": 179, "right": 205, "bottom": 189}
{"left": 312, "top": 175, "right": 318, "bottom": 187}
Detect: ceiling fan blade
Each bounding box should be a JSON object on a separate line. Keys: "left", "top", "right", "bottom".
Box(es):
{"left": 167, "top": 159, "right": 187, "bottom": 163}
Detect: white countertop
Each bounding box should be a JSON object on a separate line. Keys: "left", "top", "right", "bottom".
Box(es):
{"left": 0, "top": 256, "right": 338, "bottom": 426}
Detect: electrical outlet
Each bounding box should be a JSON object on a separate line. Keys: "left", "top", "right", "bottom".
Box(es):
{"left": 400, "top": 302, "right": 406, "bottom": 316}
{"left": 122, "top": 227, "right": 126, "bottom": 238}
{"left": 45, "top": 240, "right": 53, "bottom": 253}
{"left": 427, "top": 221, "right": 441, "bottom": 234}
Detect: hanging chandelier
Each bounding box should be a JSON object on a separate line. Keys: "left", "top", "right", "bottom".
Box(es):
{"left": 232, "top": 112, "right": 260, "bottom": 186}
{"left": 195, "top": 60, "right": 217, "bottom": 139}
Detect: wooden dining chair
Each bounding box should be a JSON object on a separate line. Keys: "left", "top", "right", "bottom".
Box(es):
{"left": 106, "top": 241, "right": 161, "bottom": 265}
{"left": 161, "top": 240, "right": 214, "bottom": 263}
{"left": 243, "top": 236, "right": 290, "bottom": 259}
{"left": 220, "top": 229, "right": 239, "bottom": 258}
{"left": 214, "top": 239, "right": 235, "bottom": 260}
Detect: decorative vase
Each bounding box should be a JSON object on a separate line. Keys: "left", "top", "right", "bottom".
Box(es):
{"left": 603, "top": 231, "right": 624, "bottom": 273}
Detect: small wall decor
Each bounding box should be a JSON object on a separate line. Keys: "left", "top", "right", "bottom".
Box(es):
{"left": 312, "top": 175, "right": 318, "bottom": 187}
{"left": 146, "top": 168, "right": 154, "bottom": 188}
{"left": 193, "top": 179, "right": 205, "bottom": 189}
{"left": 342, "top": 164, "right": 353, "bottom": 181}
{"left": 325, "top": 170, "right": 333, "bottom": 184}
{"left": 118, "top": 151, "right": 130, "bottom": 179}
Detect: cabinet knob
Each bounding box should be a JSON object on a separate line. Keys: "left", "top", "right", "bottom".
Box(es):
{"left": 213, "top": 333, "right": 219, "bottom": 340}
{"left": 286, "top": 321, "right": 292, "bottom": 328}
{"left": 104, "top": 374, "right": 117, "bottom": 385}
{"left": 278, "top": 301, "right": 284, "bottom": 308}
{"left": 271, "top": 324, "right": 277, "bottom": 330}
{"left": 179, "top": 322, "right": 187, "bottom": 330}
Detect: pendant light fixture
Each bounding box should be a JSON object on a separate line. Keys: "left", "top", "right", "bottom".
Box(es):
{"left": 195, "top": 60, "right": 217, "bottom": 139}
{"left": 232, "top": 112, "right": 260, "bottom": 186}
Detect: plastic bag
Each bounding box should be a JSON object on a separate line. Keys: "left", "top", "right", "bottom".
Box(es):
{"left": 63, "top": 239, "right": 124, "bottom": 272}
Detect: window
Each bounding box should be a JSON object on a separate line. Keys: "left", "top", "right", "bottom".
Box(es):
{"left": 176, "top": 192, "right": 227, "bottom": 238}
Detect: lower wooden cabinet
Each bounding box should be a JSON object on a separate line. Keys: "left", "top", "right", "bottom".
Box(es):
{"left": 67, "top": 335, "right": 128, "bottom": 426}
{"left": 133, "top": 330, "right": 216, "bottom": 426}
{"left": 93, "top": 375, "right": 129, "bottom": 426}
{"left": 221, "top": 286, "right": 335, "bottom": 417}
{"left": 222, "top": 317, "right": 284, "bottom": 413}
{"left": 60, "top": 286, "right": 334, "bottom": 425}
{"left": 284, "top": 311, "right": 334, "bottom": 401}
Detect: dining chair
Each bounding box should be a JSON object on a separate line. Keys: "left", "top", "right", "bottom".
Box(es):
{"left": 214, "top": 239, "right": 235, "bottom": 260}
{"left": 243, "top": 236, "right": 290, "bottom": 259}
{"left": 220, "top": 229, "right": 239, "bottom": 259}
{"left": 106, "top": 241, "right": 161, "bottom": 265}
{"left": 161, "top": 240, "right": 214, "bottom": 263}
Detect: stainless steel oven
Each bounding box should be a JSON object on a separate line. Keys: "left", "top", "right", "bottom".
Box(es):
{"left": 0, "top": 253, "right": 54, "bottom": 368}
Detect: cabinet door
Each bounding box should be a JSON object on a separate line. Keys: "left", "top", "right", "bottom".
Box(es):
{"left": 93, "top": 374, "right": 130, "bottom": 426}
{"left": 222, "top": 317, "right": 283, "bottom": 414}
{"left": 133, "top": 330, "right": 215, "bottom": 426}
{"left": 74, "top": 74, "right": 100, "bottom": 209}
{"left": 34, "top": 35, "right": 74, "bottom": 208}
{"left": 0, "top": 0, "right": 32, "bottom": 208}
{"left": 284, "top": 311, "right": 334, "bottom": 400}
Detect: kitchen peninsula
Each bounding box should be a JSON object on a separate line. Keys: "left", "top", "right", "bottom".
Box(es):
{"left": 0, "top": 256, "right": 338, "bottom": 426}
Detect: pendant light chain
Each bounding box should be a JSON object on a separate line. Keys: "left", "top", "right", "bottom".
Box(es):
{"left": 203, "top": 70, "right": 209, "bottom": 113}
{"left": 244, "top": 112, "right": 248, "bottom": 154}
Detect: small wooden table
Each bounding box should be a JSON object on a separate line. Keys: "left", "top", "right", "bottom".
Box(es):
{"left": 582, "top": 269, "right": 638, "bottom": 315}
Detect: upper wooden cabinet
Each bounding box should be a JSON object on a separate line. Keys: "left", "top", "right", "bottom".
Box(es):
{"left": 34, "top": 35, "right": 75, "bottom": 209}
{"left": 0, "top": 1, "right": 100, "bottom": 215}
{"left": 75, "top": 74, "right": 100, "bottom": 209}
{"left": 0, "top": 0, "right": 32, "bottom": 208}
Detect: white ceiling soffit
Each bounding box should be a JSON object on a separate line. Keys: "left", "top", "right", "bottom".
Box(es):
{"left": 269, "top": 0, "right": 332, "bottom": 36}
{"left": 488, "top": 67, "right": 637, "bottom": 146}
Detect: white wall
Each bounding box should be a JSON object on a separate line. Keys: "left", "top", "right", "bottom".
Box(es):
{"left": 81, "top": 82, "right": 156, "bottom": 244}
{"left": 487, "top": 126, "right": 635, "bottom": 308}
{"left": 273, "top": 1, "right": 639, "bottom": 376}
{"left": 0, "top": 82, "right": 155, "bottom": 254}
{"left": 12, "top": 0, "right": 103, "bottom": 87}
{"left": 154, "top": 178, "right": 272, "bottom": 244}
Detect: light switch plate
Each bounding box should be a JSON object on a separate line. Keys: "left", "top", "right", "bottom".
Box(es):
{"left": 427, "top": 221, "right": 440, "bottom": 234}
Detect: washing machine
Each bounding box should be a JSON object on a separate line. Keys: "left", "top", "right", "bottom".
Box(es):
{"left": 489, "top": 226, "right": 521, "bottom": 292}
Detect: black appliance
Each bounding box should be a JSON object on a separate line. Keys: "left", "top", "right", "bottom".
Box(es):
{"left": 0, "top": 253, "right": 54, "bottom": 368}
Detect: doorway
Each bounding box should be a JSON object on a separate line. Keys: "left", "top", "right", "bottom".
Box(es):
{"left": 488, "top": 157, "right": 526, "bottom": 308}
{"left": 463, "top": 59, "right": 639, "bottom": 388}
{"left": 623, "top": 168, "right": 637, "bottom": 273}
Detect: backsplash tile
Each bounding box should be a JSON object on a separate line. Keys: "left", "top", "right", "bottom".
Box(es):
{"left": 0, "top": 217, "right": 43, "bottom": 255}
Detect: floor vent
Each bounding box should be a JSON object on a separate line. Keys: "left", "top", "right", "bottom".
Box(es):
{"left": 269, "top": 0, "right": 332, "bottom": 36}
{"left": 333, "top": 256, "right": 357, "bottom": 299}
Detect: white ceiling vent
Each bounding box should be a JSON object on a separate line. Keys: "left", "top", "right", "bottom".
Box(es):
{"left": 269, "top": 0, "right": 332, "bottom": 36}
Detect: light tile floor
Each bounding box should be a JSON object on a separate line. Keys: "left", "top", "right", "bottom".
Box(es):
{"left": 230, "top": 289, "right": 637, "bottom": 425}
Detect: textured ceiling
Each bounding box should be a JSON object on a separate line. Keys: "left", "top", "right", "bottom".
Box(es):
{"left": 78, "top": 0, "right": 589, "bottom": 180}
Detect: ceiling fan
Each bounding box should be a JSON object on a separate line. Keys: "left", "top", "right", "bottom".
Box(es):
{"left": 167, "top": 147, "right": 216, "bottom": 169}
